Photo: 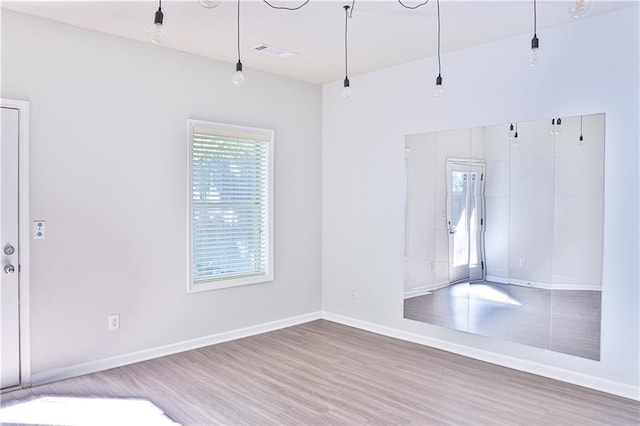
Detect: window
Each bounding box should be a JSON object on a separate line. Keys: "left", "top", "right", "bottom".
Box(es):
{"left": 188, "top": 119, "right": 274, "bottom": 292}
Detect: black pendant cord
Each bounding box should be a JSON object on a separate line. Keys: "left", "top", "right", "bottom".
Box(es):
{"left": 533, "top": 0, "right": 537, "bottom": 37}
{"left": 237, "top": 0, "right": 241, "bottom": 63}
{"left": 436, "top": 0, "right": 441, "bottom": 78}
{"left": 344, "top": 5, "right": 349, "bottom": 80}
{"left": 580, "top": 116, "right": 584, "bottom": 140}
{"left": 397, "top": 0, "right": 430, "bottom": 10}
{"left": 262, "top": 0, "right": 310, "bottom": 10}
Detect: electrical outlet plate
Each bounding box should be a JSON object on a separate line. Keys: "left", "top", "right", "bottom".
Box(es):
{"left": 108, "top": 314, "right": 120, "bottom": 331}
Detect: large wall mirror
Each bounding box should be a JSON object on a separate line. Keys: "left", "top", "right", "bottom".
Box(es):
{"left": 403, "top": 113, "right": 604, "bottom": 360}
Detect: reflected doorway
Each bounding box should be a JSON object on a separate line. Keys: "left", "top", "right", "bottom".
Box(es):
{"left": 446, "top": 159, "right": 485, "bottom": 284}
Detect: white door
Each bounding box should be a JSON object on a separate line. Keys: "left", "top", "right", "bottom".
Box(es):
{"left": 446, "top": 160, "right": 486, "bottom": 284}
{"left": 1, "top": 106, "right": 21, "bottom": 389}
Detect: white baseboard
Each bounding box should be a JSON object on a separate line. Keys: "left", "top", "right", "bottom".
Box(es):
{"left": 30, "top": 311, "right": 322, "bottom": 387}
{"left": 403, "top": 282, "right": 449, "bottom": 299}
{"left": 28, "top": 310, "right": 637, "bottom": 402}
{"left": 486, "top": 276, "right": 601, "bottom": 291}
{"left": 321, "top": 311, "right": 639, "bottom": 402}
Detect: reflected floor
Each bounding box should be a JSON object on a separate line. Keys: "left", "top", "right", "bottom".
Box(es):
{"left": 404, "top": 281, "right": 601, "bottom": 360}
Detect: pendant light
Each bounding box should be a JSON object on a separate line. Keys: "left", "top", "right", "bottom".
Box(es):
{"left": 432, "top": 0, "right": 443, "bottom": 98}
{"left": 147, "top": 0, "right": 166, "bottom": 44}
{"left": 578, "top": 115, "right": 585, "bottom": 146}
{"left": 342, "top": 5, "right": 352, "bottom": 99}
{"left": 198, "top": 0, "right": 221, "bottom": 8}
{"left": 232, "top": 0, "right": 245, "bottom": 87}
{"left": 529, "top": 0, "right": 542, "bottom": 66}
{"left": 509, "top": 123, "right": 519, "bottom": 145}
{"left": 569, "top": 0, "right": 591, "bottom": 18}
{"left": 550, "top": 118, "right": 562, "bottom": 135}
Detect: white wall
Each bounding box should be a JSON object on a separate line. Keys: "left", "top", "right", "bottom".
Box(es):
{"left": 322, "top": 6, "right": 639, "bottom": 391}
{"left": 1, "top": 11, "right": 322, "bottom": 376}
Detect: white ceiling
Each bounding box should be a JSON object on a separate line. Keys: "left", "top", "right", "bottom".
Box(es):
{"left": 2, "top": 1, "right": 636, "bottom": 83}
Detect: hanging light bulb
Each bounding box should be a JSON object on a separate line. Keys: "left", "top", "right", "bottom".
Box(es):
{"left": 232, "top": 0, "right": 244, "bottom": 87}
{"left": 549, "top": 118, "right": 556, "bottom": 135}
{"left": 342, "top": 5, "right": 352, "bottom": 100}
{"left": 433, "top": 75, "right": 443, "bottom": 98}
{"left": 342, "top": 78, "right": 352, "bottom": 99}
{"left": 198, "top": 0, "right": 221, "bottom": 8}
{"left": 529, "top": 0, "right": 542, "bottom": 66}
{"left": 147, "top": 0, "right": 165, "bottom": 44}
{"left": 555, "top": 118, "right": 562, "bottom": 134}
{"left": 529, "top": 35, "right": 542, "bottom": 66}
{"left": 569, "top": 0, "right": 591, "bottom": 18}
{"left": 510, "top": 123, "right": 519, "bottom": 145}
{"left": 232, "top": 61, "right": 245, "bottom": 87}
{"left": 433, "top": 0, "right": 443, "bottom": 99}
{"left": 578, "top": 116, "right": 585, "bottom": 146}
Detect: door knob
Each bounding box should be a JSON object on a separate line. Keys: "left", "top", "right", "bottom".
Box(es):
{"left": 4, "top": 264, "right": 15, "bottom": 274}
{"left": 4, "top": 245, "right": 15, "bottom": 255}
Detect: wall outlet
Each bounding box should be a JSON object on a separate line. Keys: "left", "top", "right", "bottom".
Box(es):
{"left": 108, "top": 314, "right": 120, "bottom": 331}
{"left": 350, "top": 286, "right": 358, "bottom": 299}
{"left": 519, "top": 258, "right": 526, "bottom": 268}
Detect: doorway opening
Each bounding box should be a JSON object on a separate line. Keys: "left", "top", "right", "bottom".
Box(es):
{"left": 446, "top": 159, "right": 485, "bottom": 284}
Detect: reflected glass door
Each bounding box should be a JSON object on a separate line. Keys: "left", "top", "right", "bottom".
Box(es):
{"left": 446, "top": 160, "right": 485, "bottom": 284}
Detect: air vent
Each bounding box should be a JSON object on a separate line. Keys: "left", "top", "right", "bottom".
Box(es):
{"left": 253, "top": 44, "right": 297, "bottom": 58}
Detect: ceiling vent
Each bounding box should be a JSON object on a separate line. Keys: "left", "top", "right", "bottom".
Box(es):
{"left": 253, "top": 44, "right": 298, "bottom": 58}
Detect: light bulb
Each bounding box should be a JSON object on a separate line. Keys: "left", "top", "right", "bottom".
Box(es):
{"left": 529, "top": 36, "right": 541, "bottom": 67}
{"left": 232, "top": 71, "right": 245, "bottom": 86}
{"left": 512, "top": 132, "right": 519, "bottom": 146}
{"left": 569, "top": 0, "right": 591, "bottom": 18}
{"left": 147, "top": 23, "right": 165, "bottom": 43}
{"left": 549, "top": 118, "right": 556, "bottom": 135}
{"left": 198, "top": 0, "right": 221, "bottom": 8}
{"left": 509, "top": 123, "right": 515, "bottom": 139}
{"left": 555, "top": 118, "right": 562, "bottom": 135}
{"left": 148, "top": 7, "right": 165, "bottom": 44}
{"left": 342, "top": 77, "right": 352, "bottom": 99}
{"left": 433, "top": 75, "right": 443, "bottom": 99}
{"left": 232, "top": 60, "right": 244, "bottom": 86}
{"left": 578, "top": 135, "right": 585, "bottom": 146}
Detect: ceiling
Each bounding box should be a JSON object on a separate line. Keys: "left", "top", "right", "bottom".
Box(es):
{"left": 2, "top": 1, "right": 636, "bottom": 83}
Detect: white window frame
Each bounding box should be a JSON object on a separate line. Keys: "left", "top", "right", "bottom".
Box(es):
{"left": 187, "top": 119, "right": 274, "bottom": 293}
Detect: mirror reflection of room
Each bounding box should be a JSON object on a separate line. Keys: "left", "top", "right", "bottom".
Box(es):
{"left": 404, "top": 113, "right": 604, "bottom": 360}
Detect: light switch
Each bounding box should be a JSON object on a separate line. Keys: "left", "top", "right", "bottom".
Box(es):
{"left": 33, "top": 220, "right": 46, "bottom": 239}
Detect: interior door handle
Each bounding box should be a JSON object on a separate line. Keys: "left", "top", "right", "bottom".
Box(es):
{"left": 4, "top": 264, "right": 15, "bottom": 275}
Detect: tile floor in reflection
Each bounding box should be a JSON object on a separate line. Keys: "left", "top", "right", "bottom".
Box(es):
{"left": 404, "top": 281, "right": 601, "bottom": 360}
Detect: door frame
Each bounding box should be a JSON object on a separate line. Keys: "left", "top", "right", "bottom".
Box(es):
{"left": 1, "top": 98, "right": 31, "bottom": 389}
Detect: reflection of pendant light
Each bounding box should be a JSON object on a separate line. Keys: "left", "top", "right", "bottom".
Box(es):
{"left": 578, "top": 115, "right": 585, "bottom": 146}
{"left": 147, "top": 0, "right": 166, "bottom": 44}
{"left": 432, "top": 0, "right": 443, "bottom": 98}
{"left": 198, "top": 0, "right": 221, "bottom": 8}
{"left": 232, "top": 0, "right": 245, "bottom": 87}
{"left": 529, "top": 0, "right": 542, "bottom": 66}
{"left": 509, "top": 123, "right": 519, "bottom": 144}
{"left": 569, "top": 0, "right": 591, "bottom": 18}
{"left": 550, "top": 118, "right": 562, "bottom": 135}
{"left": 342, "top": 5, "right": 352, "bottom": 99}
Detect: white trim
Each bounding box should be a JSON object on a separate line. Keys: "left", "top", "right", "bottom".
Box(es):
{"left": 403, "top": 281, "right": 449, "bottom": 299}
{"left": 30, "top": 312, "right": 321, "bottom": 387}
{"left": 504, "top": 278, "right": 601, "bottom": 291}
{"left": 27, "top": 311, "right": 638, "bottom": 401}
{"left": 1, "top": 98, "right": 31, "bottom": 388}
{"left": 321, "top": 312, "right": 639, "bottom": 401}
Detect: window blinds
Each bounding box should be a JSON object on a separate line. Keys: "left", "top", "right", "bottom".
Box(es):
{"left": 191, "top": 129, "right": 270, "bottom": 284}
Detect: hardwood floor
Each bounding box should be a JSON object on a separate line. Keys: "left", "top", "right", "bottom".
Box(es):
{"left": 405, "top": 281, "right": 602, "bottom": 360}
{"left": 2, "top": 320, "right": 638, "bottom": 425}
